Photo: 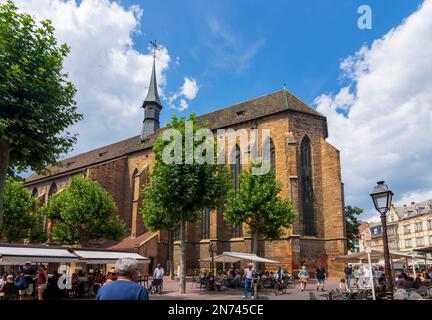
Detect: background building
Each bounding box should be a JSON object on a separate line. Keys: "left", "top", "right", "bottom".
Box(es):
{"left": 394, "top": 200, "right": 432, "bottom": 252}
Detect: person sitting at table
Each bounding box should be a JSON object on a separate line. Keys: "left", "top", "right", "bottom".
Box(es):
{"left": 206, "top": 272, "right": 215, "bottom": 291}
{"left": 199, "top": 272, "right": 208, "bottom": 288}
{"left": 398, "top": 273, "right": 416, "bottom": 290}
{"left": 338, "top": 278, "right": 349, "bottom": 293}
{"left": 423, "top": 273, "right": 432, "bottom": 287}
{"left": 215, "top": 272, "right": 224, "bottom": 291}
{"left": 233, "top": 271, "right": 242, "bottom": 288}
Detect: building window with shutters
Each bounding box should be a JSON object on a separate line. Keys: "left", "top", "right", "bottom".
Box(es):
{"left": 405, "top": 238, "right": 412, "bottom": 248}
{"left": 416, "top": 237, "right": 425, "bottom": 247}
{"left": 201, "top": 208, "right": 210, "bottom": 240}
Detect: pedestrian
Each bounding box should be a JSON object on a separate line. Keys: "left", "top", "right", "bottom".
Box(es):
{"left": 242, "top": 263, "right": 255, "bottom": 300}
{"left": 96, "top": 258, "right": 149, "bottom": 300}
{"left": 19, "top": 261, "right": 36, "bottom": 300}
{"left": 298, "top": 266, "right": 309, "bottom": 291}
{"left": 37, "top": 265, "right": 48, "bottom": 300}
{"left": 1, "top": 275, "right": 19, "bottom": 300}
{"left": 153, "top": 263, "right": 164, "bottom": 293}
{"left": 354, "top": 266, "right": 361, "bottom": 288}
{"left": 315, "top": 264, "right": 327, "bottom": 291}
{"left": 343, "top": 263, "right": 353, "bottom": 289}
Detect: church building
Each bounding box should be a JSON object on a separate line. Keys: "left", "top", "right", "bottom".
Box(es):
{"left": 24, "top": 57, "right": 347, "bottom": 275}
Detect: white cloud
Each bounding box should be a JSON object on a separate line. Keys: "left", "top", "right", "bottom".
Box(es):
{"left": 314, "top": 0, "right": 432, "bottom": 218}
{"left": 180, "top": 77, "right": 199, "bottom": 100}
{"left": 168, "top": 77, "right": 199, "bottom": 111}
{"left": 9, "top": 0, "right": 171, "bottom": 156}
{"left": 394, "top": 190, "right": 432, "bottom": 207}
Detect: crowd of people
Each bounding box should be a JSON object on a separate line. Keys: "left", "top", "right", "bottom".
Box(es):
{"left": 0, "top": 260, "right": 147, "bottom": 300}
{"left": 0, "top": 261, "right": 48, "bottom": 300}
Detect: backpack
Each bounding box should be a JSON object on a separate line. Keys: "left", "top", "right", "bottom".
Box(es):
{"left": 16, "top": 276, "right": 29, "bottom": 290}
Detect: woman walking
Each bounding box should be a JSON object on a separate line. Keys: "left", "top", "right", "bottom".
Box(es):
{"left": 37, "top": 265, "right": 48, "bottom": 300}
{"left": 298, "top": 266, "right": 309, "bottom": 292}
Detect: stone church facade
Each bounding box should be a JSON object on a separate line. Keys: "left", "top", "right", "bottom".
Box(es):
{"left": 24, "top": 58, "right": 346, "bottom": 275}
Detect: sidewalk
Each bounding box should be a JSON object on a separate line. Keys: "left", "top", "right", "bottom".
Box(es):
{"left": 149, "top": 278, "right": 341, "bottom": 300}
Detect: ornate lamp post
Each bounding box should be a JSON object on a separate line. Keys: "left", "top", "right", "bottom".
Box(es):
{"left": 370, "top": 181, "right": 394, "bottom": 299}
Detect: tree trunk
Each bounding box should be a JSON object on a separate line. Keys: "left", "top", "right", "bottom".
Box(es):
{"left": 0, "top": 140, "right": 10, "bottom": 236}
{"left": 179, "top": 219, "right": 186, "bottom": 294}
{"left": 252, "top": 230, "right": 259, "bottom": 271}
{"left": 168, "top": 229, "right": 174, "bottom": 280}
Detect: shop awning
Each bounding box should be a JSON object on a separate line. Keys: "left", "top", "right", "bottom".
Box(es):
{"left": 0, "top": 245, "right": 79, "bottom": 264}
{"left": 73, "top": 249, "right": 150, "bottom": 264}
{"left": 334, "top": 249, "right": 425, "bottom": 263}
{"left": 202, "top": 251, "right": 280, "bottom": 264}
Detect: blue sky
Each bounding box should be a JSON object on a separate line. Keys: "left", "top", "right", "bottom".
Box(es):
{"left": 122, "top": 0, "right": 423, "bottom": 125}
{"left": 12, "top": 0, "right": 432, "bottom": 221}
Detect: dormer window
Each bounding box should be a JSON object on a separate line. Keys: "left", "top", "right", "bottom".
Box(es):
{"left": 66, "top": 161, "right": 75, "bottom": 167}
{"left": 236, "top": 110, "right": 245, "bottom": 117}
{"left": 99, "top": 151, "right": 108, "bottom": 157}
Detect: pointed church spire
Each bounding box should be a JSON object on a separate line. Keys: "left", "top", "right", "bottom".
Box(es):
{"left": 143, "top": 57, "right": 162, "bottom": 108}
{"left": 141, "top": 40, "right": 163, "bottom": 141}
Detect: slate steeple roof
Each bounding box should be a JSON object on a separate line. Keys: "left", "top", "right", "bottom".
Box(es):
{"left": 142, "top": 58, "right": 162, "bottom": 108}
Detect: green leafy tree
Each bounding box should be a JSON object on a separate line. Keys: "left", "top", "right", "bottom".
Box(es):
{"left": 0, "top": 1, "right": 82, "bottom": 232}
{"left": 345, "top": 205, "right": 363, "bottom": 251}
{"left": 3, "top": 177, "right": 37, "bottom": 242}
{"left": 43, "top": 175, "right": 125, "bottom": 246}
{"left": 225, "top": 164, "right": 297, "bottom": 256}
{"left": 141, "top": 114, "right": 230, "bottom": 293}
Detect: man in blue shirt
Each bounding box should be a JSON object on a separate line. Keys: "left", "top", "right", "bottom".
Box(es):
{"left": 96, "top": 258, "right": 148, "bottom": 300}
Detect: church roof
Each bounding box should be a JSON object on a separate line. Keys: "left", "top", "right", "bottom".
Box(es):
{"left": 142, "top": 59, "right": 162, "bottom": 107}
{"left": 25, "top": 89, "right": 325, "bottom": 184}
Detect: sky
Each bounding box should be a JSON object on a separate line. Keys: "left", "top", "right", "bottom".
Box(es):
{"left": 6, "top": 0, "right": 432, "bottom": 221}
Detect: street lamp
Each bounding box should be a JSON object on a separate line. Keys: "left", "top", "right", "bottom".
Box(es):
{"left": 370, "top": 181, "right": 394, "bottom": 300}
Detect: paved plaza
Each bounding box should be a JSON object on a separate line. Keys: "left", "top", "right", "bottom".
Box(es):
{"left": 149, "top": 278, "right": 341, "bottom": 300}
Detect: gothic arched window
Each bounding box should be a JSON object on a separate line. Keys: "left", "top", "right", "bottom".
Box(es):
{"left": 231, "top": 144, "right": 243, "bottom": 238}
{"left": 300, "top": 135, "right": 316, "bottom": 236}
{"left": 201, "top": 208, "right": 210, "bottom": 239}
{"left": 131, "top": 169, "right": 140, "bottom": 203}
{"left": 263, "top": 137, "right": 276, "bottom": 173}
{"left": 48, "top": 183, "right": 57, "bottom": 199}
{"left": 131, "top": 169, "right": 140, "bottom": 237}
{"left": 232, "top": 144, "right": 242, "bottom": 192}
{"left": 31, "top": 187, "right": 38, "bottom": 198}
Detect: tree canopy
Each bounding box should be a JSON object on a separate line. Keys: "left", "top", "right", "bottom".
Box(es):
{"left": 225, "top": 164, "right": 297, "bottom": 255}
{"left": 2, "top": 177, "right": 38, "bottom": 241}
{"left": 0, "top": 0, "right": 82, "bottom": 230}
{"left": 141, "top": 114, "right": 230, "bottom": 293}
{"left": 43, "top": 175, "right": 125, "bottom": 245}
{"left": 345, "top": 205, "right": 363, "bottom": 251}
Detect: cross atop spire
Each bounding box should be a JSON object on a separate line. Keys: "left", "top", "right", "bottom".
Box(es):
{"left": 149, "top": 40, "right": 160, "bottom": 58}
